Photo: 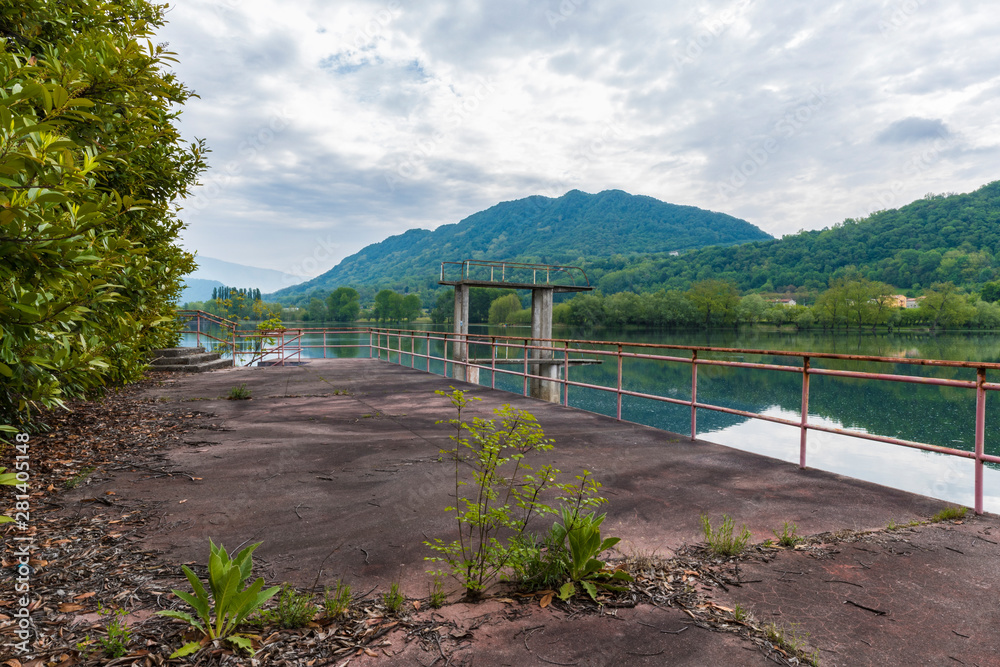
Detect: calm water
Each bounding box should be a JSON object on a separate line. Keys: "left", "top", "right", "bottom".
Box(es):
{"left": 181, "top": 323, "right": 1000, "bottom": 512}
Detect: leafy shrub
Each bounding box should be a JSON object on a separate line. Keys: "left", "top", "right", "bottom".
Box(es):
{"left": 425, "top": 389, "right": 564, "bottom": 599}
{"left": 931, "top": 506, "right": 967, "bottom": 522}
{"left": 98, "top": 605, "right": 132, "bottom": 658}
{"left": 701, "top": 514, "right": 751, "bottom": 558}
{"left": 552, "top": 506, "right": 632, "bottom": 602}
{"left": 156, "top": 540, "right": 279, "bottom": 657}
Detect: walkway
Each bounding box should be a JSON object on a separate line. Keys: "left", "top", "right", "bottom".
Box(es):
{"left": 90, "top": 359, "right": 999, "bottom": 665}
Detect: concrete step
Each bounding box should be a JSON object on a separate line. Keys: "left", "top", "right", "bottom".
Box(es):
{"left": 152, "top": 358, "right": 234, "bottom": 373}
{"left": 150, "top": 352, "right": 222, "bottom": 366}
{"left": 155, "top": 347, "right": 206, "bottom": 357}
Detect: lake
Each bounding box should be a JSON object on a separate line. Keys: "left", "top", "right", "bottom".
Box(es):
{"left": 182, "top": 321, "right": 1000, "bottom": 513}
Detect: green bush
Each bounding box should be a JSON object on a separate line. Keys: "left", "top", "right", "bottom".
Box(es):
{"left": 254, "top": 584, "right": 316, "bottom": 629}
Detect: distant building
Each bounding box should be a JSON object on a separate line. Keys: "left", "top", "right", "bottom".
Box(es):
{"left": 668, "top": 250, "right": 680, "bottom": 257}
{"left": 888, "top": 294, "right": 908, "bottom": 308}
{"left": 905, "top": 297, "right": 924, "bottom": 309}
{"left": 771, "top": 298, "right": 797, "bottom": 306}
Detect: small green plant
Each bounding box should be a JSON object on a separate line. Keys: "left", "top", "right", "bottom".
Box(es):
{"left": 932, "top": 506, "right": 967, "bottom": 522}
{"left": 65, "top": 466, "right": 97, "bottom": 489}
{"left": 732, "top": 603, "right": 752, "bottom": 623}
{"left": 886, "top": 519, "right": 899, "bottom": 531}
{"left": 553, "top": 507, "right": 633, "bottom": 602}
{"left": 98, "top": 604, "right": 132, "bottom": 658}
{"left": 701, "top": 514, "right": 752, "bottom": 558}
{"left": 508, "top": 532, "right": 569, "bottom": 591}
{"left": 772, "top": 521, "right": 802, "bottom": 547}
{"left": 254, "top": 584, "right": 316, "bottom": 628}
{"left": 322, "top": 580, "right": 352, "bottom": 618}
{"left": 382, "top": 582, "right": 405, "bottom": 614}
{"left": 156, "top": 540, "right": 280, "bottom": 658}
{"left": 429, "top": 578, "right": 446, "bottom": 609}
{"left": 763, "top": 622, "right": 819, "bottom": 666}
{"left": 0, "top": 466, "right": 20, "bottom": 524}
{"left": 228, "top": 383, "right": 252, "bottom": 400}
{"left": 425, "top": 389, "right": 566, "bottom": 599}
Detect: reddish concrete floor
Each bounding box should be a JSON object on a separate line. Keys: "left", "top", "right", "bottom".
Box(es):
{"left": 66, "top": 359, "right": 1000, "bottom": 665}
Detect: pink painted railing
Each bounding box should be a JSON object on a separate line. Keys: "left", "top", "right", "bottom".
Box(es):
{"left": 175, "top": 311, "right": 1000, "bottom": 514}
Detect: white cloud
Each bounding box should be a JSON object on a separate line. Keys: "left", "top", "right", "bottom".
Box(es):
{"left": 157, "top": 0, "right": 1000, "bottom": 275}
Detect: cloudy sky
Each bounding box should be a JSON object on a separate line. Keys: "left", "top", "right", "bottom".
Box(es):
{"left": 157, "top": 0, "right": 1000, "bottom": 279}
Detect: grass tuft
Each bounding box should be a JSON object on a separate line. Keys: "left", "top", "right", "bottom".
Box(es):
{"left": 931, "top": 506, "right": 967, "bottom": 522}
{"left": 701, "top": 514, "right": 751, "bottom": 558}
{"left": 227, "top": 383, "right": 252, "bottom": 400}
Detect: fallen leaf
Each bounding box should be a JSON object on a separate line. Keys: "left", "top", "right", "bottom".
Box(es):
{"left": 178, "top": 499, "right": 187, "bottom": 504}
{"left": 3, "top": 659, "right": 23, "bottom": 667}
{"left": 105, "top": 491, "right": 115, "bottom": 496}
{"left": 540, "top": 592, "right": 553, "bottom": 608}
{"left": 412, "top": 600, "right": 421, "bottom": 610}
{"left": 74, "top": 592, "right": 97, "bottom": 600}
{"left": 363, "top": 648, "right": 378, "bottom": 657}
{"left": 58, "top": 604, "right": 84, "bottom": 613}
{"left": 684, "top": 570, "right": 700, "bottom": 577}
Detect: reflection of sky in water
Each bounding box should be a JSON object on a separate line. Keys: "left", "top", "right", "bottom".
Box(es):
{"left": 702, "top": 406, "right": 1000, "bottom": 514}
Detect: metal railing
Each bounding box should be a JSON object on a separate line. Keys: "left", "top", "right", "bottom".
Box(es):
{"left": 175, "top": 311, "right": 1000, "bottom": 514}
{"left": 439, "top": 260, "right": 590, "bottom": 289}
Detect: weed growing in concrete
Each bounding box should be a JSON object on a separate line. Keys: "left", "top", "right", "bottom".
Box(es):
{"left": 65, "top": 466, "right": 96, "bottom": 489}
{"left": 732, "top": 603, "right": 752, "bottom": 623}
{"left": 429, "top": 578, "right": 446, "bottom": 609}
{"left": 97, "top": 605, "right": 132, "bottom": 658}
{"left": 425, "top": 388, "right": 564, "bottom": 599}
{"left": 772, "top": 521, "right": 802, "bottom": 547}
{"left": 701, "top": 514, "right": 751, "bottom": 558}
{"left": 255, "top": 584, "right": 316, "bottom": 628}
{"left": 156, "top": 540, "right": 279, "bottom": 657}
{"left": 323, "top": 580, "right": 352, "bottom": 618}
{"left": 227, "top": 383, "right": 252, "bottom": 400}
{"left": 931, "top": 506, "right": 967, "bottom": 522}
{"left": 763, "top": 622, "right": 819, "bottom": 666}
{"left": 382, "top": 582, "right": 405, "bottom": 614}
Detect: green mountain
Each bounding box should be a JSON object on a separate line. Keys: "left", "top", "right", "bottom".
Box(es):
{"left": 272, "top": 189, "right": 772, "bottom": 297}
{"left": 590, "top": 181, "right": 1000, "bottom": 295}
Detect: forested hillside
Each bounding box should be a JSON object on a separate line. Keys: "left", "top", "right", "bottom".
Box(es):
{"left": 272, "top": 189, "right": 771, "bottom": 297}
{"left": 591, "top": 181, "right": 1000, "bottom": 294}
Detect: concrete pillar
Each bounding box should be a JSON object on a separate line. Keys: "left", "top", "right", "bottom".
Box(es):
{"left": 529, "top": 287, "right": 559, "bottom": 402}
{"left": 451, "top": 285, "right": 477, "bottom": 384}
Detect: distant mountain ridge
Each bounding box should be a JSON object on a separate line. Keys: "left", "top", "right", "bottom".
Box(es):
{"left": 272, "top": 189, "right": 772, "bottom": 296}
{"left": 190, "top": 256, "right": 307, "bottom": 294}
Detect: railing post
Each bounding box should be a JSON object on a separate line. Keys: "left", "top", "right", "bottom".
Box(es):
{"left": 426, "top": 332, "right": 430, "bottom": 372}
{"left": 324, "top": 331, "right": 327, "bottom": 359}
{"left": 975, "top": 367, "right": 986, "bottom": 515}
{"left": 196, "top": 314, "right": 201, "bottom": 349}
{"left": 369, "top": 330, "right": 373, "bottom": 358}
{"left": 491, "top": 337, "right": 497, "bottom": 389}
{"left": 523, "top": 339, "right": 529, "bottom": 397}
{"left": 616, "top": 344, "right": 623, "bottom": 421}
{"left": 444, "top": 338, "right": 449, "bottom": 378}
{"left": 800, "top": 357, "right": 810, "bottom": 469}
{"left": 563, "top": 341, "right": 570, "bottom": 407}
{"left": 690, "top": 350, "right": 698, "bottom": 439}
{"left": 411, "top": 334, "right": 415, "bottom": 368}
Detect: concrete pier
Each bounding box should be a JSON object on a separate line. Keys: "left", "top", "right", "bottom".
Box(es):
{"left": 89, "top": 358, "right": 1000, "bottom": 666}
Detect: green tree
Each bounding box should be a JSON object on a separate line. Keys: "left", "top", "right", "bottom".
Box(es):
{"left": 918, "top": 282, "right": 975, "bottom": 329}
{"left": 488, "top": 293, "right": 522, "bottom": 324}
{"left": 431, "top": 289, "right": 454, "bottom": 325}
{"left": 326, "top": 287, "right": 360, "bottom": 322}
{"left": 401, "top": 293, "right": 422, "bottom": 322}
{"left": 306, "top": 298, "right": 327, "bottom": 322}
{"left": 685, "top": 280, "right": 740, "bottom": 327}
{"left": 736, "top": 294, "right": 768, "bottom": 325}
{"left": 1, "top": 0, "right": 206, "bottom": 429}
{"left": 373, "top": 289, "right": 405, "bottom": 323}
